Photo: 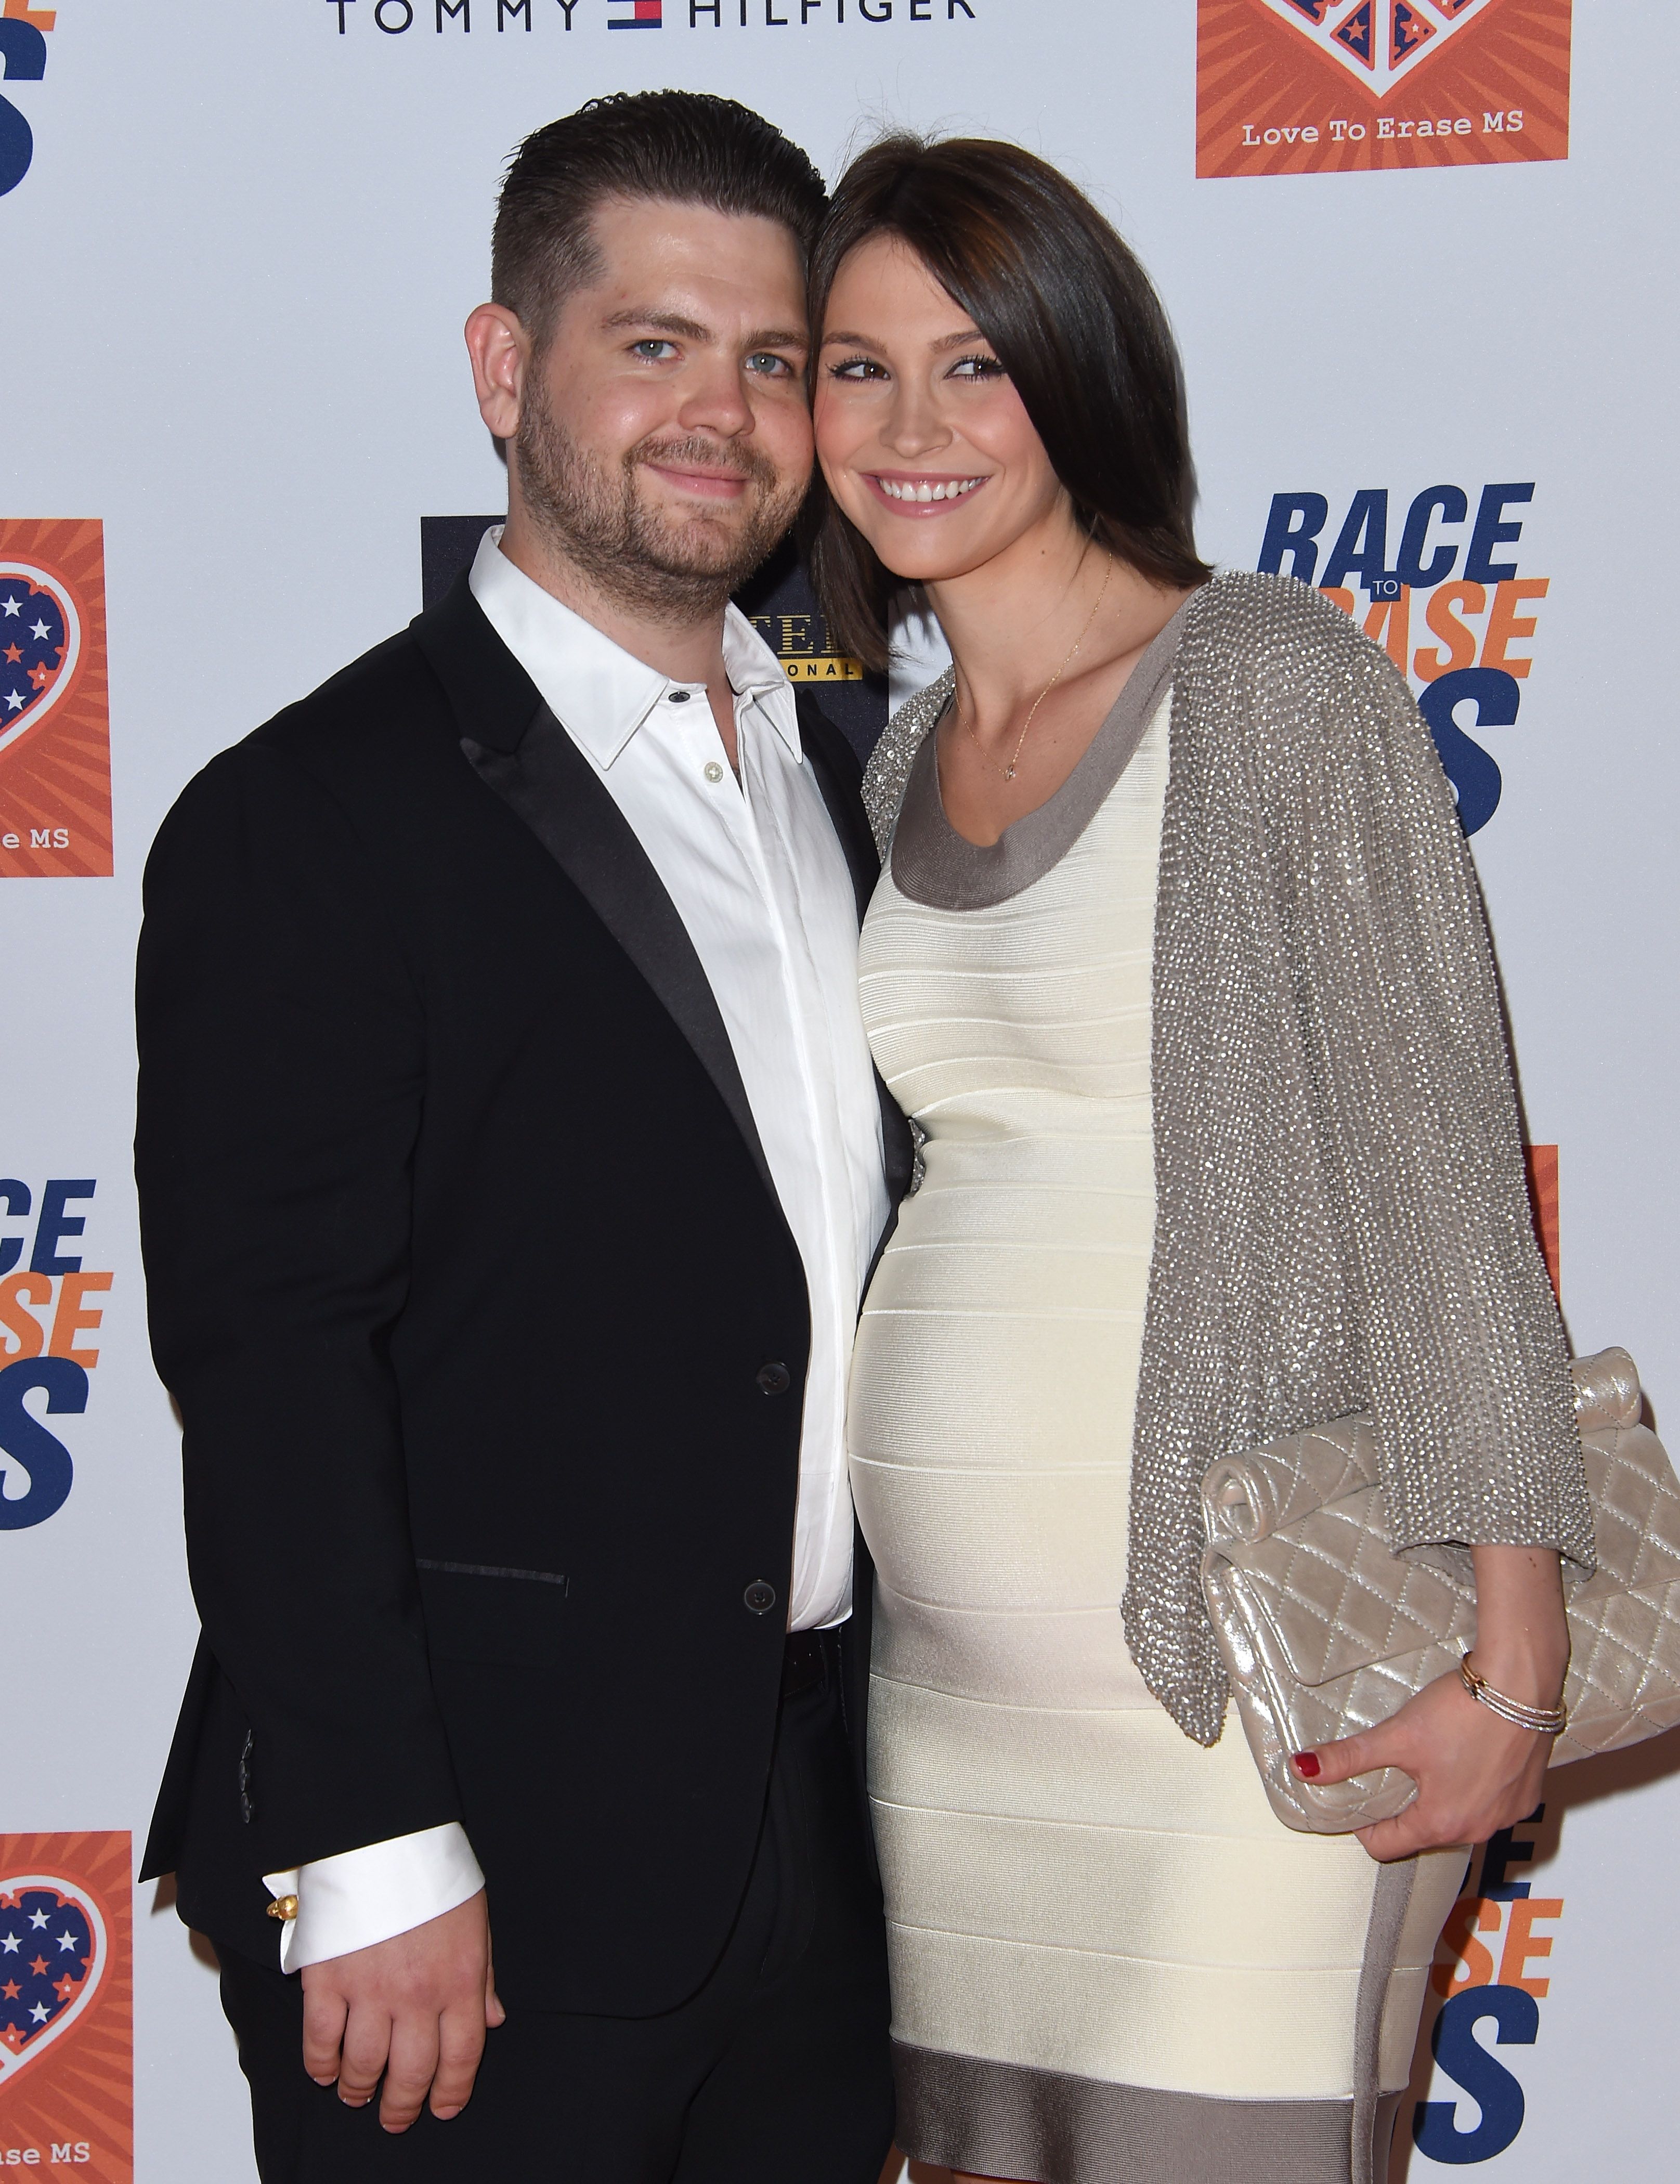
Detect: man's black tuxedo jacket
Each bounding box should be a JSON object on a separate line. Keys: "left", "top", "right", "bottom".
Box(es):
{"left": 136, "top": 571, "right": 913, "bottom": 2017}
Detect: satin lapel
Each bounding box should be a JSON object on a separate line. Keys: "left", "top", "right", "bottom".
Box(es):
{"left": 460, "top": 708, "right": 778, "bottom": 1211}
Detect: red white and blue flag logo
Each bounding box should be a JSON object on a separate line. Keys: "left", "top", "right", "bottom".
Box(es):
{"left": 0, "top": 1877, "right": 107, "bottom": 2089}
{"left": 1255, "top": 0, "right": 1496, "bottom": 88}
{"left": 608, "top": 0, "right": 662, "bottom": 25}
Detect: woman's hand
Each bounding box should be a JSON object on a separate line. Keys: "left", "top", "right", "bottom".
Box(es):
{"left": 1296, "top": 1662, "right": 1553, "bottom": 1861}
{"left": 1292, "top": 1544, "right": 1569, "bottom": 1862}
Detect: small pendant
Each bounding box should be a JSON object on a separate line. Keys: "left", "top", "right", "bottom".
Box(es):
{"left": 1004, "top": 765, "right": 1016, "bottom": 782}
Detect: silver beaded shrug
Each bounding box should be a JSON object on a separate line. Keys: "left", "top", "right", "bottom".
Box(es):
{"left": 862, "top": 571, "right": 1592, "bottom": 1747}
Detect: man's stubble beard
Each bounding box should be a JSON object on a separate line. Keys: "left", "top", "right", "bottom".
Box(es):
{"left": 514, "top": 368, "right": 807, "bottom": 622}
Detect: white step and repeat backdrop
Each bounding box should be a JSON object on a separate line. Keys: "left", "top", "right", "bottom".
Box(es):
{"left": 4, "top": 2, "right": 1677, "bottom": 2179}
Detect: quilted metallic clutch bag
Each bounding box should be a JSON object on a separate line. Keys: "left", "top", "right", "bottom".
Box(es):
{"left": 1200, "top": 1348, "right": 1680, "bottom": 1833}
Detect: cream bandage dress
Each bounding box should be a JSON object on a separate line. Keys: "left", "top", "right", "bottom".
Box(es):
{"left": 846, "top": 609, "right": 1466, "bottom": 2184}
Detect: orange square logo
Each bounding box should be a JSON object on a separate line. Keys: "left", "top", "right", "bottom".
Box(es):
{"left": 0, "top": 1834, "right": 132, "bottom": 2181}
{"left": 1197, "top": 0, "right": 1571, "bottom": 176}
{"left": 0, "top": 522, "right": 112, "bottom": 878}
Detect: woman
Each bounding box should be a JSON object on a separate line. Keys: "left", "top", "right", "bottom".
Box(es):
{"left": 810, "top": 137, "right": 1591, "bottom": 2184}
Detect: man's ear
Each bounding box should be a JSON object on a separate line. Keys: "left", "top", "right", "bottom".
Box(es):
{"left": 465, "top": 304, "right": 529, "bottom": 442}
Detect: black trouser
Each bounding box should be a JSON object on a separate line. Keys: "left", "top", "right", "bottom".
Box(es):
{"left": 217, "top": 1640, "right": 894, "bottom": 2182}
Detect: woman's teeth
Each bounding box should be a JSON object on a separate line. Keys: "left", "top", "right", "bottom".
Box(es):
{"left": 876, "top": 477, "right": 984, "bottom": 503}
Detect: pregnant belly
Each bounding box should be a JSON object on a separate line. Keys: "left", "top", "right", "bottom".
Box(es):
{"left": 846, "top": 1162, "right": 1156, "bottom": 1709}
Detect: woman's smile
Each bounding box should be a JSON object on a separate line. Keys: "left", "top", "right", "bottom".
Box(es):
{"left": 863, "top": 471, "right": 991, "bottom": 511}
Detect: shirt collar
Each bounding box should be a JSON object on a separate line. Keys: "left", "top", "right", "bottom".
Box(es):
{"left": 467, "top": 526, "right": 800, "bottom": 770}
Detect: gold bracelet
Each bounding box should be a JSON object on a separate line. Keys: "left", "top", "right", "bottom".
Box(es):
{"left": 1458, "top": 1650, "right": 1567, "bottom": 1737}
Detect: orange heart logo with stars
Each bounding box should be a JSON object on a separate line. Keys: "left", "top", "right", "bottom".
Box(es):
{"left": 0, "top": 1877, "right": 107, "bottom": 2090}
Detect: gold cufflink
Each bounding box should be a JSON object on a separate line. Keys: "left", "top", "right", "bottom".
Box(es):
{"left": 266, "top": 1895, "right": 298, "bottom": 1922}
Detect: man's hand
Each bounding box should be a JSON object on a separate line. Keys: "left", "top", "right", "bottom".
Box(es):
{"left": 300, "top": 1889, "right": 504, "bottom": 2133}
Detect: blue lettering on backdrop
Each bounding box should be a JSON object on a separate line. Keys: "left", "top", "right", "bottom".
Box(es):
{"left": 1256, "top": 493, "right": 1330, "bottom": 583}
{"left": 1397, "top": 485, "right": 1468, "bottom": 588}
{"left": 1413, "top": 1985, "right": 1539, "bottom": 2164}
{"left": 0, "top": 1179, "right": 31, "bottom": 1277}
{"left": 1417, "top": 669, "right": 1518, "bottom": 835}
{"left": 1479, "top": 1804, "right": 1545, "bottom": 1902}
{"left": 1257, "top": 484, "right": 1531, "bottom": 589}
{"left": 0, "top": 1356, "right": 89, "bottom": 1531}
{"left": 30, "top": 1178, "right": 96, "bottom": 1275}
{"left": 0, "top": 14, "right": 47, "bottom": 200}
{"left": 1320, "top": 488, "right": 1392, "bottom": 590}
{"left": 1464, "top": 484, "right": 1534, "bottom": 585}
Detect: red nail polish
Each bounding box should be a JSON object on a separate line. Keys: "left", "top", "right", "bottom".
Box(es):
{"left": 1292, "top": 1750, "right": 1321, "bottom": 1778}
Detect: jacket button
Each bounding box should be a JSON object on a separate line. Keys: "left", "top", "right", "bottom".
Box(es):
{"left": 743, "top": 1580, "right": 777, "bottom": 1616}
{"left": 756, "top": 1361, "right": 791, "bottom": 1396}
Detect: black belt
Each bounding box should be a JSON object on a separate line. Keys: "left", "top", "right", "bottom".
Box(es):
{"left": 782, "top": 1624, "right": 841, "bottom": 1700}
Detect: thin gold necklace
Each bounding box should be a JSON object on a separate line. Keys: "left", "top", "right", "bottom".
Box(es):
{"left": 954, "top": 554, "right": 1115, "bottom": 784}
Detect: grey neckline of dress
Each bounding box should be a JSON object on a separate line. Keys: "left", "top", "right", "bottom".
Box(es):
{"left": 889, "top": 596, "right": 1192, "bottom": 913}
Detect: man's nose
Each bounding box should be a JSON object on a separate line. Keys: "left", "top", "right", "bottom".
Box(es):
{"left": 675, "top": 358, "right": 756, "bottom": 439}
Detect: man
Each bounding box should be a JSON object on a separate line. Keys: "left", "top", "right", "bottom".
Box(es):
{"left": 137, "top": 92, "right": 911, "bottom": 2181}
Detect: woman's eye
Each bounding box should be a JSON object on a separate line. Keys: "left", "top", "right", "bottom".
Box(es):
{"left": 631, "top": 339, "right": 680, "bottom": 362}
{"left": 949, "top": 354, "right": 1007, "bottom": 381}
{"left": 827, "top": 356, "right": 888, "bottom": 382}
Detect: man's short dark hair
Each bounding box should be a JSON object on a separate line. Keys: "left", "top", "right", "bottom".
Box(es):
{"left": 492, "top": 92, "right": 828, "bottom": 345}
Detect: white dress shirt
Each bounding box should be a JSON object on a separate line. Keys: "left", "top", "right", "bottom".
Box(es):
{"left": 266, "top": 528, "right": 889, "bottom": 1968}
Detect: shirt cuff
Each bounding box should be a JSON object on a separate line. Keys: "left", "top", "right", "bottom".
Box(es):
{"left": 263, "top": 1823, "right": 484, "bottom": 1974}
